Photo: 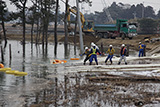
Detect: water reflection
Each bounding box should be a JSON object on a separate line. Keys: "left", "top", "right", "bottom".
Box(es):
{"left": 22, "top": 71, "right": 160, "bottom": 107}
{"left": 0, "top": 40, "right": 80, "bottom": 107}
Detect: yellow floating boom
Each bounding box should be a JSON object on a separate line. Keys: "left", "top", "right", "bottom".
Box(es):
{"left": 5, "top": 70, "right": 27, "bottom": 76}
{"left": 14, "top": 71, "right": 27, "bottom": 76}
{"left": 0, "top": 68, "right": 11, "bottom": 72}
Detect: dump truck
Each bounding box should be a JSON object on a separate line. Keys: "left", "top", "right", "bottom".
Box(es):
{"left": 94, "top": 19, "right": 137, "bottom": 39}
{"left": 67, "top": 7, "right": 137, "bottom": 39}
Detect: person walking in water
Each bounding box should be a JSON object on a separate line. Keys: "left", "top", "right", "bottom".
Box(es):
{"left": 118, "top": 44, "right": 127, "bottom": 65}
{"left": 105, "top": 45, "right": 115, "bottom": 65}
{"left": 89, "top": 44, "right": 101, "bottom": 65}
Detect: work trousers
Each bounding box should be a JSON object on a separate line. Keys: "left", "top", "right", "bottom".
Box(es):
{"left": 90, "top": 54, "right": 98, "bottom": 65}
{"left": 118, "top": 55, "right": 127, "bottom": 64}
{"left": 105, "top": 55, "right": 113, "bottom": 63}
{"left": 139, "top": 49, "right": 144, "bottom": 57}
{"left": 84, "top": 55, "right": 91, "bottom": 65}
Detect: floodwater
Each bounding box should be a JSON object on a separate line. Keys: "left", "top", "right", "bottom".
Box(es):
{"left": 0, "top": 40, "right": 80, "bottom": 107}
{"left": 1, "top": 40, "right": 160, "bottom": 107}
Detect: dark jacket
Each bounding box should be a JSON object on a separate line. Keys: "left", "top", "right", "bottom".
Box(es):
{"left": 82, "top": 49, "right": 91, "bottom": 57}
{"left": 120, "top": 47, "right": 127, "bottom": 56}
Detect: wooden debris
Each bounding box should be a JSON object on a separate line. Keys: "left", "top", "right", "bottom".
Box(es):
{"left": 88, "top": 74, "right": 160, "bottom": 82}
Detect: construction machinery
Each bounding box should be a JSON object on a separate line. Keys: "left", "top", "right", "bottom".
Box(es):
{"left": 67, "top": 7, "right": 137, "bottom": 39}
{"left": 92, "top": 0, "right": 137, "bottom": 39}
{"left": 67, "top": 6, "right": 94, "bottom": 35}
{"left": 94, "top": 19, "right": 137, "bottom": 39}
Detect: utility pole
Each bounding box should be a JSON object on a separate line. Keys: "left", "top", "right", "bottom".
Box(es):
{"left": 76, "top": 0, "right": 84, "bottom": 54}
{"left": 74, "top": 11, "right": 78, "bottom": 55}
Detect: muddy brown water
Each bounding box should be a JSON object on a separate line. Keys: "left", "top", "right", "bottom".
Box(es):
{"left": 0, "top": 40, "right": 160, "bottom": 107}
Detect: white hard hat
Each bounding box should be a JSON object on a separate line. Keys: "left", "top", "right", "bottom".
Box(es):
{"left": 109, "top": 45, "right": 112, "bottom": 47}
{"left": 122, "top": 44, "right": 125, "bottom": 47}
{"left": 139, "top": 42, "right": 141, "bottom": 44}
{"left": 91, "top": 42, "right": 95, "bottom": 46}
{"left": 85, "top": 47, "right": 88, "bottom": 50}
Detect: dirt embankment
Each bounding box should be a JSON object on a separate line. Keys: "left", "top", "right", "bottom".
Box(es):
{"left": 57, "top": 34, "right": 160, "bottom": 53}
{"left": 4, "top": 33, "right": 160, "bottom": 54}
{"left": 99, "top": 34, "right": 160, "bottom": 50}
{"left": 64, "top": 34, "right": 160, "bottom": 55}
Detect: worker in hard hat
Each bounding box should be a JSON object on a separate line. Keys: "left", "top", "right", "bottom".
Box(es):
{"left": 89, "top": 44, "right": 101, "bottom": 65}
{"left": 91, "top": 42, "right": 99, "bottom": 49}
{"left": 105, "top": 45, "right": 115, "bottom": 65}
{"left": 81, "top": 47, "right": 91, "bottom": 65}
{"left": 138, "top": 42, "right": 146, "bottom": 57}
{"left": 118, "top": 44, "right": 127, "bottom": 65}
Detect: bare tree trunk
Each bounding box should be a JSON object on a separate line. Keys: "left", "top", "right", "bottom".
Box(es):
{"left": 64, "top": 0, "right": 69, "bottom": 58}
{"left": 0, "top": 11, "right": 7, "bottom": 48}
{"left": 1, "top": 46, "right": 4, "bottom": 63}
{"left": 36, "top": 19, "right": 39, "bottom": 45}
{"left": 42, "top": 3, "right": 45, "bottom": 55}
{"left": 38, "top": 24, "right": 41, "bottom": 43}
{"left": 31, "top": 22, "right": 34, "bottom": 44}
{"left": 31, "top": 22, "right": 34, "bottom": 55}
{"left": 22, "top": 2, "right": 27, "bottom": 58}
{"left": 45, "top": 19, "right": 49, "bottom": 56}
{"left": 42, "top": 24, "right": 45, "bottom": 54}
{"left": 54, "top": 0, "right": 59, "bottom": 57}
{"left": 36, "top": 0, "right": 41, "bottom": 45}
{"left": 1, "top": 19, "right": 7, "bottom": 48}
{"left": 45, "top": 2, "right": 50, "bottom": 56}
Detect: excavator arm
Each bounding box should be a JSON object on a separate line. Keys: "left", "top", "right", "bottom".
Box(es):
{"left": 67, "top": 6, "right": 94, "bottom": 34}
{"left": 67, "top": 7, "right": 85, "bottom": 28}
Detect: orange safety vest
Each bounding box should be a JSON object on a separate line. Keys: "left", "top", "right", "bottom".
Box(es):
{"left": 139, "top": 45, "right": 143, "bottom": 49}
{"left": 120, "top": 47, "right": 126, "bottom": 55}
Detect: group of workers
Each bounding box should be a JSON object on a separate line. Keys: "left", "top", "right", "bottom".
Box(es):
{"left": 81, "top": 42, "right": 101, "bottom": 65}
{"left": 81, "top": 42, "right": 146, "bottom": 65}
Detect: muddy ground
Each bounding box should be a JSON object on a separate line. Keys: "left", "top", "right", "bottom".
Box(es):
{"left": 24, "top": 61, "right": 160, "bottom": 107}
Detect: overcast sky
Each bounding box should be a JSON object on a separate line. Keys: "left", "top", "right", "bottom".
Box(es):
{"left": 5, "top": 0, "right": 160, "bottom": 14}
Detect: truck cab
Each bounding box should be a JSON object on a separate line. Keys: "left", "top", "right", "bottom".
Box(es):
{"left": 117, "top": 19, "right": 137, "bottom": 39}
{"left": 128, "top": 23, "right": 137, "bottom": 39}
{"left": 117, "top": 19, "right": 129, "bottom": 39}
